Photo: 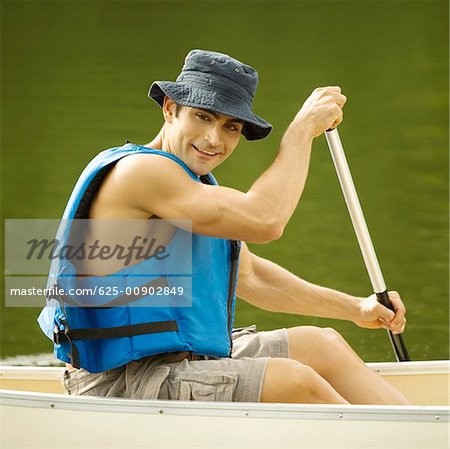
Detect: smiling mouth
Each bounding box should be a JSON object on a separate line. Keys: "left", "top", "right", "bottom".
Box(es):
{"left": 192, "top": 144, "right": 221, "bottom": 157}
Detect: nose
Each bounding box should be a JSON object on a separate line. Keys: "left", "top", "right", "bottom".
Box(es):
{"left": 205, "top": 124, "right": 223, "bottom": 149}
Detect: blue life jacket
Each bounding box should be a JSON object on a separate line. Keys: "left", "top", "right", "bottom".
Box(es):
{"left": 37, "top": 143, "right": 241, "bottom": 373}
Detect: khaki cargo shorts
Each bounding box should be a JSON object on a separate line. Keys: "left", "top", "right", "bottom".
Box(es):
{"left": 61, "top": 325, "right": 289, "bottom": 402}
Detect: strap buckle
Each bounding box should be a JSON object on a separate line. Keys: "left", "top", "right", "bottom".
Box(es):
{"left": 53, "top": 325, "right": 61, "bottom": 344}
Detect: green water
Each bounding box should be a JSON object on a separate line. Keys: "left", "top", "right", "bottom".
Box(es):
{"left": 1, "top": 0, "right": 448, "bottom": 362}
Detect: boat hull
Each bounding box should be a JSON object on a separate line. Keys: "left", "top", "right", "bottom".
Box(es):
{"left": 2, "top": 390, "right": 449, "bottom": 449}
{"left": 1, "top": 361, "right": 449, "bottom": 448}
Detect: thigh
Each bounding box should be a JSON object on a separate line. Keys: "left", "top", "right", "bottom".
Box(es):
{"left": 260, "top": 357, "right": 348, "bottom": 404}
{"left": 231, "top": 325, "right": 289, "bottom": 359}
{"left": 158, "top": 355, "right": 269, "bottom": 402}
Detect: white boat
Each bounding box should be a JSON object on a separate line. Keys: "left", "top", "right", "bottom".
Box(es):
{"left": 1, "top": 361, "right": 449, "bottom": 449}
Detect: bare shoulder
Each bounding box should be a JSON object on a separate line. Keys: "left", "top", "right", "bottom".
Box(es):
{"left": 114, "top": 152, "right": 190, "bottom": 182}
{"left": 114, "top": 152, "right": 203, "bottom": 201}
{"left": 89, "top": 152, "right": 201, "bottom": 219}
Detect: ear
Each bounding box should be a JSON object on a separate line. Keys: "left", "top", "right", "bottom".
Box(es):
{"left": 162, "top": 96, "right": 177, "bottom": 124}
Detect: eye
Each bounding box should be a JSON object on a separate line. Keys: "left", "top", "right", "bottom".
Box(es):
{"left": 196, "top": 113, "right": 210, "bottom": 121}
{"left": 226, "top": 123, "right": 242, "bottom": 132}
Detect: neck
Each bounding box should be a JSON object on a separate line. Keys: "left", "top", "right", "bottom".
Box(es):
{"left": 145, "top": 127, "right": 165, "bottom": 150}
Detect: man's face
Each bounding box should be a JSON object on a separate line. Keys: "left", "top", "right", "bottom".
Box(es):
{"left": 163, "top": 99, "right": 243, "bottom": 176}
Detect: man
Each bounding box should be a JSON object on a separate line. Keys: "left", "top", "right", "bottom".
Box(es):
{"left": 39, "top": 49, "right": 410, "bottom": 404}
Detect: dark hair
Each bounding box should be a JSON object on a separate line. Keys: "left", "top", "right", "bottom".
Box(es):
{"left": 175, "top": 103, "right": 183, "bottom": 117}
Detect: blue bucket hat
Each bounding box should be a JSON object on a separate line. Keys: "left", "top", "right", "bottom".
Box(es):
{"left": 148, "top": 49, "right": 272, "bottom": 141}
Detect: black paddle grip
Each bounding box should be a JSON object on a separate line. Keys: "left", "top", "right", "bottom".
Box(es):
{"left": 376, "top": 290, "right": 396, "bottom": 312}
{"left": 376, "top": 290, "right": 410, "bottom": 362}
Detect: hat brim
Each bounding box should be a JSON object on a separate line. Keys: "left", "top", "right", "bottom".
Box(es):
{"left": 149, "top": 81, "right": 272, "bottom": 141}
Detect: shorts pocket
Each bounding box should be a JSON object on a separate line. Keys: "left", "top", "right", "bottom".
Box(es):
{"left": 61, "top": 369, "right": 112, "bottom": 396}
{"left": 125, "top": 361, "right": 171, "bottom": 399}
{"left": 172, "top": 373, "right": 238, "bottom": 402}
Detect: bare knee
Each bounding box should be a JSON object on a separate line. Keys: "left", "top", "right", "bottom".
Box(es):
{"left": 288, "top": 326, "right": 363, "bottom": 378}
{"left": 260, "top": 358, "right": 347, "bottom": 404}
{"left": 321, "top": 327, "right": 346, "bottom": 347}
{"left": 306, "top": 326, "right": 346, "bottom": 346}
{"left": 289, "top": 326, "right": 346, "bottom": 353}
{"left": 320, "top": 327, "right": 363, "bottom": 365}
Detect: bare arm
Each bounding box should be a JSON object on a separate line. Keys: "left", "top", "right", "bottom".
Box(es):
{"left": 236, "top": 243, "right": 407, "bottom": 333}
{"left": 104, "top": 87, "right": 346, "bottom": 243}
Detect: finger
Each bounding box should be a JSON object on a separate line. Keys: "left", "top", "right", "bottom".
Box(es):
{"left": 375, "top": 302, "right": 395, "bottom": 323}
{"left": 385, "top": 316, "right": 406, "bottom": 334}
{"left": 335, "top": 94, "right": 347, "bottom": 108}
{"left": 386, "top": 291, "right": 406, "bottom": 325}
{"left": 331, "top": 109, "right": 344, "bottom": 128}
{"left": 314, "top": 86, "right": 341, "bottom": 93}
{"left": 390, "top": 319, "right": 406, "bottom": 335}
{"left": 390, "top": 311, "right": 406, "bottom": 327}
{"left": 329, "top": 93, "right": 347, "bottom": 108}
{"left": 389, "top": 291, "right": 406, "bottom": 314}
{"left": 316, "top": 88, "right": 347, "bottom": 107}
{"left": 327, "top": 86, "right": 342, "bottom": 92}
{"left": 324, "top": 93, "right": 347, "bottom": 108}
{"left": 327, "top": 102, "right": 344, "bottom": 127}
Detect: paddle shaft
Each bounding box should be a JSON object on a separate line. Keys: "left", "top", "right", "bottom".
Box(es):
{"left": 324, "top": 129, "right": 410, "bottom": 362}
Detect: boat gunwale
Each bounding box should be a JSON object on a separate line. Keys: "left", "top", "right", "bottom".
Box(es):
{"left": 1, "top": 388, "right": 448, "bottom": 423}
{"left": 1, "top": 360, "right": 449, "bottom": 380}
{"left": 0, "top": 365, "right": 64, "bottom": 380}
{"left": 367, "top": 360, "right": 450, "bottom": 375}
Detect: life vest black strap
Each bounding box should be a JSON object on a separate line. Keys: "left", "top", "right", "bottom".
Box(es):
{"left": 55, "top": 320, "right": 179, "bottom": 342}
{"left": 54, "top": 320, "right": 179, "bottom": 369}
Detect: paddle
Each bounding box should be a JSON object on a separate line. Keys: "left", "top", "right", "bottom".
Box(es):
{"left": 324, "top": 128, "right": 410, "bottom": 362}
